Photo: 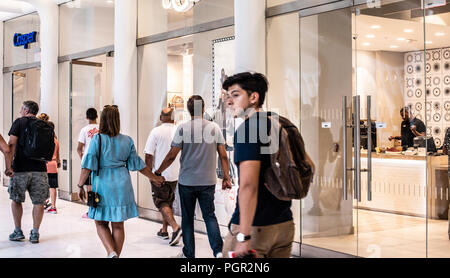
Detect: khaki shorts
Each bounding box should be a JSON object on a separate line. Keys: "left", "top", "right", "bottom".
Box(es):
{"left": 151, "top": 181, "right": 177, "bottom": 211}
{"left": 8, "top": 172, "right": 50, "bottom": 205}
{"left": 222, "top": 220, "right": 295, "bottom": 258}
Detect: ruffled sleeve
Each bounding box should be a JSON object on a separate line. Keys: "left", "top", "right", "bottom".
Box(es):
{"left": 127, "top": 137, "right": 146, "bottom": 171}
{"left": 81, "top": 134, "right": 99, "bottom": 171}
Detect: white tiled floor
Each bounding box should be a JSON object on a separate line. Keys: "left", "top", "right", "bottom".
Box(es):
{"left": 0, "top": 186, "right": 215, "bottom": 258}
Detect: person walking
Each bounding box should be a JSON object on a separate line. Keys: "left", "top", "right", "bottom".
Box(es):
{"left": 77, "top": 105, "right": 164, "bottom": 258}
{"left": 221, "top": 72, "right": 314, "bottom": 258}
{"left": 77, "top": 108, "right": 99, "bottom": 218}
{"left": 5, "top": 101, "right": 53, "bottom": 244}
{"left": 144, "top": 108, "right": 182, "bottom": 245}
{"left": 156, "top": 95, "right": 232, "bottom": 258}
{"left": 45, "top": 121, "right": 60, "bottom": 214}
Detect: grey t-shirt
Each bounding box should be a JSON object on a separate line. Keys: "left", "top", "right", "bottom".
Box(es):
{"left": 171, "top": 118, "right": 225, "bottom": 186}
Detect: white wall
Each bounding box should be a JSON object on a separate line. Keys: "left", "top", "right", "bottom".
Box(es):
{"left": 59, "top": 1, "right": 114, "bottom": 56}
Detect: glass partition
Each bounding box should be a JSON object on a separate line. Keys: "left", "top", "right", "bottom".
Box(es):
{"left": 12, "top": 68, "right": 40, "bottom": 121}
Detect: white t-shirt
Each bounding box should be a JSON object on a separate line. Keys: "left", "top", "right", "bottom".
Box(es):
{"left": 144, "top": 123, "right": 180, "bottom": 182}
{"left": 78, "top": 124, "right": 99, "bottom": 161}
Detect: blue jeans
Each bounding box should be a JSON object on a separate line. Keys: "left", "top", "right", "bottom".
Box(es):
{"left": 179, "top": 184, "right": 223, "bottom": 258}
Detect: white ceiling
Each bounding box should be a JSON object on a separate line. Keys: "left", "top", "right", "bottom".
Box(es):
{"left": 355, "top": 14, "right": 450, "bottom": 52}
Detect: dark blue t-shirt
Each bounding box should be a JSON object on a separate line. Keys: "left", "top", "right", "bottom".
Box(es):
{"left": 230, "top": 112, "right": 293, "bottom": 226}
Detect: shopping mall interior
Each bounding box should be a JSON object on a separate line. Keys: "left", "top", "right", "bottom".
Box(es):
{"left": 2, "top": 0, "right": 450, "bottom": 258}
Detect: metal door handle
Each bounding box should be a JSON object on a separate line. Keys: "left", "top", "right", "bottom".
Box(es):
{"left": 354, "top": 96, "right": 361, "bottom": 202}
{"left": 343, "top": 96, "right": 348, "bottom": 200}
{"left": 367, "top": 96, "right": 372, "bottom": 201}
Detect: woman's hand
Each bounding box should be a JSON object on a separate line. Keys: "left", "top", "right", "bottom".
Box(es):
{"left": 78, "top": 186, "right": 86, "bottom": 203}
{"left": 151, "top": 175, "right": 165, "bottom": 187}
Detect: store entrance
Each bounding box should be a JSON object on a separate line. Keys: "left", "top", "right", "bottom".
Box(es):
{"left": 298, "top": 0, "right": 450, "bottom": 258}
{"left": 69, "top": 53, "right": 114, "bottom": 197}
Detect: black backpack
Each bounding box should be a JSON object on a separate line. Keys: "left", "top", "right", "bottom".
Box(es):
{"left": 20, "top": 118, "right": 55, "bottom": 162}
{"left": 263, "top": 113, "right": 314, "bottom": 201}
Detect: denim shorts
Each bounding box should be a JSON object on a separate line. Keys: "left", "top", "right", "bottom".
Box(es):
{"left": 8, "top": 172, "right": 49, "bottom": 205}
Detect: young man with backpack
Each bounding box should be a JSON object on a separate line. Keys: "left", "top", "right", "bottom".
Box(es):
{"left": 5, "top": 101, "right": 55, "bottom": 244}
{"left": 221, "top": 72, "right": 314, "bottom": 258}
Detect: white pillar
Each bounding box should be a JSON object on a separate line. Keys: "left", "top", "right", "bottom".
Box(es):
{"left": 234, "top": 0, "right": 266, "bottom": 74}
{"left": 114, "top": 0, "right": 137, "bottom": 140}
{"left": 22, "top": 0, "right": 59, "bottom": 125}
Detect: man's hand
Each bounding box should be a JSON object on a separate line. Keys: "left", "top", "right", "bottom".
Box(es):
{"left": 410, "top": 125, "right": 417, "bottom": 132}
{"left": 151, "top": 175, "right": 165, "bottom": 187}
{"left": 233, "top": 241, "right": 254, "bottom": 258}
{"left": 5, "top": 168, "right": 13, "bottom": 177}
{"left": 222, "top": 177, "right": 232, "bottom": 190}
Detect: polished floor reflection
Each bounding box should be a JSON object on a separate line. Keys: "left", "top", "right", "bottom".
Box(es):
{"left": 304, "top": 209, "right": 450, "bottom": 258}
{"left": 0, "top": 186, "right": 214, "bottom": 258}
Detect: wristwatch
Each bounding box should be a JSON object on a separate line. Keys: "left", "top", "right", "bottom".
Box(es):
{"left": 236, "top": 233, "right": 251, "bottom": 243}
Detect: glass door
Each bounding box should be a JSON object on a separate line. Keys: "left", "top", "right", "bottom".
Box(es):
{"left": 300, "top": 7, "right": 358, "bottom": 256}
{"left": 424, "top": 0, "right": 450, "bottom": 258}
{"left": 70, "top": 54, "right": 114, "bottom": 195}
{"left": 354, "top": 0, "right": 428, "bottom": 257}
{"left": 12, "top": 68, "right": 41, "bottom": 121}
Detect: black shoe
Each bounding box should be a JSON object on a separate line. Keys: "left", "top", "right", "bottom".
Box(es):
{"left": 169, "top": 228, "right": 182, "bottom": 246}
{"left": 29, "top": 230, "right": 39, "bottom": 244}
{"left": 9, "top": 230, "right": 25, "bottom": 241}
{"left": 157, "top": 229, "right": 169, "bottom": 240}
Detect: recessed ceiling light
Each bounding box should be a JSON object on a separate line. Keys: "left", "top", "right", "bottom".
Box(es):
{"left": 404, "top": 29, "right": 413, "bottom": 33}
{"left": 397, "top": 37, "right": 406, "bottom": 41}
{"left": 362, "top": 42, "right": 371, "bottom": 46}
{"left": 366, "top": 34, "right": 375, "bottom": 39}
{"left": 435, "top": 32, "right": 445, "bottom": 36}
{"left": 107, "top": 0, "right": 113, "bottom": 3}
{"left": 390, "top": 45, "right": 399, "bottom": 49}
{"left": 371, "top": 25, "right": 381, "bottom": 29}
{"left": 426, "top": 41, "right": 433, "bottom": 44}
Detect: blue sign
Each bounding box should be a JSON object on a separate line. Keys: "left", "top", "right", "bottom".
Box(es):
{"left": 13, "top": 32, "right": 38, "bottom": 49}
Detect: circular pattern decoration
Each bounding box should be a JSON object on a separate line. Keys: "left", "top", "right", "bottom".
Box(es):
{"left": 426, "top": 89, "right": 431, "bottom": 96}
{"left": 444, "top": 49, "right": 450, "bottom": 60}
{"left": 433, "top": 77, "right": 441, "bottom": 86}
{"left": 416, "top": 64, "right": 422, "bottom": 73}
{"left": 433, "top": 50, "right": 441, "bottom": 61}
{"left": 426, "top": 52, "right": 432, "bottom": 61}
{"left": 445, "top": 101, "right": 450, "bottom": 111}
{"left": 434, "top": 127, "right": 441, "bottom": 135}
{"left": 426, "top": 63, "right": 432, "bottom": 73}
{"left": 433, "top": 113, "right": 441, "bottom": 122}
{"left": 433, "top": 87, "right": 441, "bottom": 97}
{"left": 415, "top": 102, "right": 423, "bottom": 111}
{"left": 407, "top": 65, "right": 414, "bottom": 74}
{"left": 407, "top": 54, "right": 414, "bottom": 63}
{"left": 426, "top": 102, "right": 432, "bottom": 111}
{"left": 445, "top": 62, "right": 450, "bottom": 71}
{"left": 427, "top": 126, "right": 432, "bottom": 135}
{"left": 436, "top": 138, "right": 442, "bottom": 148}
{"left": 445, "top": 88, "right": 450, "bottom": 96}
{"left": 434, "top": 102, "right": 441, "bottom": 111}
{"left": 415, "top": 53, "right": 423, "bottom": 63}
{"left": 407, "top": 78, "right": 414, "bottom": 88}
{"left": 407, "top": 89, "right": 414, "bottom": 98}
{"left": 426, "top": 77, "right": 431, "bottom": 87}
{"left": 427, "top": 113, "right": 432, "bottom": 122}
{"left": 434, "top": 63, "right": 441, "bottom": 72}
{"left": 416, "top": 89, "right": 423, "bottom": 98}
{"left": 446, "top": 113, "right": 450, "bottom": 121}
{"left": 444, "top": 76, "right": 450, "bottom": 85}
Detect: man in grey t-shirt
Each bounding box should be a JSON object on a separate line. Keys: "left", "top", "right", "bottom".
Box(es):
{"left": 156, "top": 95, "right": 232, "bottom": 258}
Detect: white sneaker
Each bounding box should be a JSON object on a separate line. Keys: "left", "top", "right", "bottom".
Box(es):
{"left": 171, "top": 252, "right": 187, "bottom": 258}
{"left": 215, "top": 252, "right": 223, "bottom": 258}
{"left": 107, "top": 251, "right": 118, "bottom": 258}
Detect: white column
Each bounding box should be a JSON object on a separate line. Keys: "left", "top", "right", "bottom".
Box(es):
{"left": 22, "top": 0, "right": 59, "bottom": 125}
{"left": 234, "top": 0, "right": 266, "bottom": 74}
{"left": 114, "top": 0, "right": 137, "bottom": 140}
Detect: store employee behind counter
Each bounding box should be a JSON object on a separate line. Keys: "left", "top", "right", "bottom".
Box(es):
{"left": 389, "top": 107, "right": 426, "bottom": 150}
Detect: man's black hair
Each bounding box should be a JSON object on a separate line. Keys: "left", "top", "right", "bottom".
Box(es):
{"left": 86, "top": 108, "right": 98, "bottom": 121}
{"left": 222, "top": 72, "right": 269, "bottom": 107}
{"left": 187, "top": 95, "right": 204, "bottom": 117}
{"left": 23, "top": 100, "right": 39, "bottom": 115}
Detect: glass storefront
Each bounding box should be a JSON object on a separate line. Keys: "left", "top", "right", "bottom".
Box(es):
{"left": 12, "top": 68, "right": 40, "bottom": 122}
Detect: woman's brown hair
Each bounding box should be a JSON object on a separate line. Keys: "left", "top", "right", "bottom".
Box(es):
{"left": 99, "top": 105, "right": 120, "bottom": 137}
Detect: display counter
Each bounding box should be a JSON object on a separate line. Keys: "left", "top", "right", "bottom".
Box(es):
{"left": 357, "top": 153, "right": 448, "bottom": 219}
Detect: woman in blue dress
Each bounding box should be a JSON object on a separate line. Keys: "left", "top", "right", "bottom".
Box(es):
{"left": 77, "top": 105, "right": 164, "bottom": 258}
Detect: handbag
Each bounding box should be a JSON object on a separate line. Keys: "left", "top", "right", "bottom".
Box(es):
{"left": 87, "top": 134, "right": 102, "bottom": 208}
